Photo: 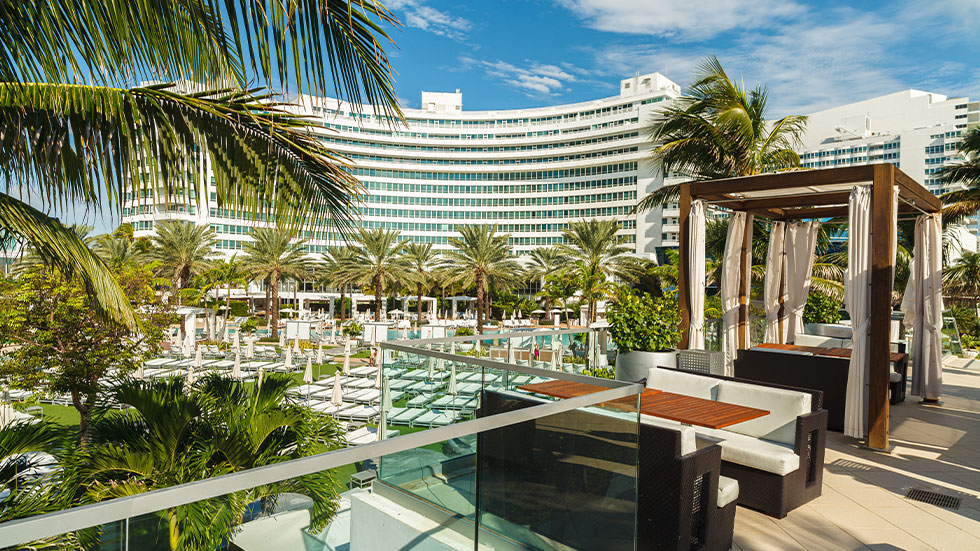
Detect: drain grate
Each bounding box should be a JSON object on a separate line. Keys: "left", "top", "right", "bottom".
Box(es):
{"left": 905, "top": 488, "right": 961, "bottom": 509}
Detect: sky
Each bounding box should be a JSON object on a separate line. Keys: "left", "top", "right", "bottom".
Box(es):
{"left": 382, "top": 0, "right": 980, "bottom": 116}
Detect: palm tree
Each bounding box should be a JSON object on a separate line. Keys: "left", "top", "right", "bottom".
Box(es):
{"left": 939, "top": 127, "right": 980, "bottom": 223}
{"left": 442, "top": 225, "right": 521, "bottom": 333}
{"left": 318, "top": 247, "right": 359, "bottom": 321}
{"left": 207, "top": 255, "right": 249, "bottom": 338}
{"left": 148, "top": 220, "right": 218, "bottom": 300}
{"left": 635, "top": 56, "right": 807, "bottom": 212}
{"left": 345, "top": 229, "right": 409, "bottom": 321}
{"left": 560, "top": 219, "right": 637, "bottom": 323}
{"left": 525, "top": 246, "right": 567, "bottom": 320}
{"left": 536, "top": 274, "right": 575, "bottom": 327}
{"left": 9, "top": 224, "right": 96, "bottom": 277}
{"left": 944, "top": 252, "right": 980, "bottom": 308}
{"left": 82, "top": 374, "right": 343, "bottom": 550}
{"left": 94, "top": 233, "right": 143, "bottom": 271}
{"left": 402, "top": 242, "right": 440, "bottom": 323}
{"left": 0, "top": 1, "right": 401, "bottom": 328}
{"left": 242, "top": 228, "right": 312, "bottom": 339}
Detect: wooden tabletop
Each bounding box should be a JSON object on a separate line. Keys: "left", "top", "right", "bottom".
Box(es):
{"left": 754, "top": 342, "right": 906, "bottom": 363}
{"left": 518, "top": 380, "right": 768, "bottom": 430}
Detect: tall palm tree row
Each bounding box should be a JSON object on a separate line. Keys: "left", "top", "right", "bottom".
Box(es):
{"left": 0, "top": 0, "right": 402, "bottom": 328}
{"left": 402, "top": 242, "right": 441, "bottom": 323}
{"left": 442, "top": 225, "right": 522, "bottom": 333}
{"left": 242, "top": 228, "right": 313, "bottom": 338}
{"left": 344, "top": 229, "right": 410, "bottom": 321}
{"left": 635, "top": 56, "right": 807, "bottom": 212}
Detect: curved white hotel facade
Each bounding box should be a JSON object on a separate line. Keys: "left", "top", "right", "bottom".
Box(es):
{"left": 122, "top": 73, "right": 683, "bottom": 260}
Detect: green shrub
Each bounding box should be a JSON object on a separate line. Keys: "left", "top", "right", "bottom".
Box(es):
{"left": 951, "top": 306, "right": 980, "bottom": 344}
{"left": 803, "top": 291, "right": 843, "bottom": 324}
{"left": 343, "top": 321, "right": 363, "bottom": 338}
{"left": 454, "top": 327, "right": 474, "bottom": 337}
{"left": 608, "top": 287, "right": 680, "bottom": 353}
{"left": 240, "top": 317, "right": 260, "bottom": 334}
{"left": 228, "top": 301, "right": 249, "bottom": 317}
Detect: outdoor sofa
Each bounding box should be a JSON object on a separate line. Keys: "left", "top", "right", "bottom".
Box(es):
{"left": 645, "top": 367, "right": 828, "bottom": 518}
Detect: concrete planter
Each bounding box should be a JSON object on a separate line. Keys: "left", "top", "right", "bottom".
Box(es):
{"left": 615, "top": 350, "right": 676, "bottom": 382}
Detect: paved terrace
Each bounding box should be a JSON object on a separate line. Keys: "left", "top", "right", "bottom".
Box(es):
{"left": 734, "top": 359, "right": 980, "bottom": 551}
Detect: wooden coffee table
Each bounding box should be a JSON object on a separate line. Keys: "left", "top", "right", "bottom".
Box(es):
{"left": 518, "top": 380, "right": 768, "bottom": 429}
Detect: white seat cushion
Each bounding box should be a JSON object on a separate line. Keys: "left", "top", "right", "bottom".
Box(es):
{"left": 717, "top": 475, "right": 739, "bottom": 508}
{"left": 646, "top": 367, "right": 720, "bottom": 400}
{"left": 804, "top": 323, "right": 852, "bottom": 339}
{"left": 793, "top": 333, "right": 846, "bottom": 348}
{"left": 640, "top": 414, "right": 694, "bottom": 455}
{"left": 715, "top": 381, "right": 811, "bottom": 445}
{"left": 889, "top": 371, "right": 902, "bottom": 383}
{"left": 695, "top": 428, "right": 800, "bottom": 476}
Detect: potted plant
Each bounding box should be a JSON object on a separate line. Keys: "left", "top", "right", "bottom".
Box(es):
{"left": 454, "top": 326, "right": 475, "bottom": 351}
{"left": 608, "top": 287, "right": 681, "bottom": 382}
{"left": 343, "top": 321, "right": 363, "bottom": 347}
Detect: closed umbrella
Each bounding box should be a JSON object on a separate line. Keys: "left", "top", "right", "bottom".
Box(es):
{"left": 184, "top": 332, "right": 194, "bottom": 357}
{"left": 0, "top": 402, "right": 15, "bottom": 427}
{"left": 233, "top": 330, "right": 240, "bottom": 350}
{"left": 427, "top": 356, "right": 435, "bottom": 380}
{"left": 194, "top": 347, "right": 203, "bottom": 369}
{"left": 329, "top": 323, "right": 337, "bottom": 344}
{"left": 507, "top": 340, "right": 515, "bottom": 364}
{"left": 304, "top": 357, "right": 314, "bottom": 400}
{"left": 285, "top": 347, "right": 293, "bottom": 370}
{"left": 447, "top": 363, "right": 458, "bottom": 396}
{"left": 136, "top": 363, "right": 145, "bottom": 380}
{"left": 279, "top": 331, "right": 286, "bottom": 347}
{"left": 186, "top": 363, "right": 196, "bottom": 384}
{"left": 374, "top": 358, "right": 383, "bottom": 389}
{"left": 232, "top": 351, "right": 242, "bottom": 380}
{"left": 378, "top": 377, "right": 392, "bottom": 441}
{"left": 550, "top": 348, "right": 559, "bottom": 371}
{"left": 342, "top": 349, "right": 351, "bottom": 375}
{"left": 330, "top": 372, "right": 343, "bottom": 406}
{"left": 257, "top": 365, "right": 265, "bottom": 386}
{"left": 474, "top": 339, "right": 480, "bottom": 357}
{"left": 449, "top": 340, "right": 456, "bottom": 356}
{"left": 247, "top": 337, "right": 255, "bottom": 359}
{"left": 317, "top": 342, "right": 324, "bottom": 365}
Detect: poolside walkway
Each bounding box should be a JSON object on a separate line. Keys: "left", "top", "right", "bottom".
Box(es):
{"left": 733, "top": 359, "right": 980, "bottom": 550}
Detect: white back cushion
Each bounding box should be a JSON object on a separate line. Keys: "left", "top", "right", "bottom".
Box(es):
{"left": 641, "top": 415, "right": 696, "bottom": 455}
{"left": 793, "top": 334, "right": 846, "bottom": 348}
{"left": 646, "top": 367, "right": 720, "bottom": 400}
{"left": 804, "top": 323, "right": 852, "bottom": 339}
{"left": 715, "top": 381, "right": 811, "bottom": 445}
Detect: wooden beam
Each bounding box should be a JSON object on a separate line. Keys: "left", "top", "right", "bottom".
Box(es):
{"left": 711, "top": 191, "right": 852, "bottom": 210}
{"left": 737, "top": 214, "right": 754, "bottom": 349}
{"left": 894, "top": 167, "right": 942, "bottom": 213}
{"left": 678, "top": 184, "right": 692, "bottom": 349}
{"left": 868, "top": 164, "right": 894, "bottom": 450}
{"left": 689, "top": 166, "right": 874, "bottom": 200}
{"left": 775, "top": 206, "right": 850, "bottom": 220}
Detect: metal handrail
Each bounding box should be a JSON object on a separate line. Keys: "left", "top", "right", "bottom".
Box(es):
{"left": 0, "top": 350, "right": 641, "bottom": 547}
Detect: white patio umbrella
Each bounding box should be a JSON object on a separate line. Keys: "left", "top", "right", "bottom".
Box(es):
{"left": 447, "top": 363, "right": 458, "bottom": 396}
{"left": 378, "top": 377, "right": 392, "bottom": 441}
{"left": 342, "top": 349, "right": 351, "bottom": 375}
{"left": 330, "top": 372, "right": 343, "bottom": 406}
{"left": 194, "top": 347, "right": 203, "bottom": 369}
{"left": 247, "top": 337, "right": 255, "bottom": 359}
{"left": 304, "top": 357, "right": 314, "bottom": 399}
{"left": 135, "top": 363, "right": 145, "bottom": 380}
{"left": 317, "top": 342, "right": 324, "bottom": 365}
{"left": 427, "top": 356, "right": 435, "bottom": 379}
{"left": 344, "top": 339, "right": 352, "bottom": 355}
{"left": 279, "top": 331, "right": 286, "bottom": 347}
{"left": 507, "top": 340, "right": 515, "bottom": 364}
{"left": 550, "top": 348, "right": 559, "bottom": 371}
{"left": 0, "top": 402, "right": 15, "bottom": 427}
{"left": 233, "top": 330, "right": 240, "bottom": 350}
{"left": 374, "top": 359, "right": 383, "bottom": 389}
{"left": 329, "top": 324, "right": 337, "bottom": 344}
{"left": 294, "top": 337, "right": 301, "bottom": 354}
{"left": 449, "top": 340, "right": 456, "bottom": 356}
{"left": 284, "top": 347, "right": 293, "bottom": 370}
{"left": 257, "top": 365, "right": 265, "bottom": 386}
{"left": 186, "top": 363, "right": 196, "bottom": 384}
{"left": 232, "top": 351, "right": 242, "bottom": 380}
{"left": 184, "top": 332, "right": 194, "bottom": 357}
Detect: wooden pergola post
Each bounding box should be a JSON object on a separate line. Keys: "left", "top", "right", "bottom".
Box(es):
{"left": 678, "top": 184, "right": 692, "bottom": 349}
{"left": 868, "top": 164, "right": 895, "bottom": 450}
{"left": 737, "top": 214, "right": 754, "bottom": 349}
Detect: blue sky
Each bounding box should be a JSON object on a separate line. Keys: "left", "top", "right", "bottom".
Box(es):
{"left": 383, "top": 0, "right": 980, "bottom": 116}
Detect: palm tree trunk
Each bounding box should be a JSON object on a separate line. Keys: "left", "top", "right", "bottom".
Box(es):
{"left": 293, "top": 279, "right": 298, "bottom": 319}
{"left": 475, "top": 273, "right": 485, "bottom": 334}
{"left": 417, "top": 282, "right": 423, "bottom": 323}
{"left": 264, "top": 277, "right": 271, "bottom": 325}
{"left": 271, "top": 273, "right": 280, "bottom": 338}
{"left": 374, "top": 273, "right": 383, "bottom": 321}
{"left": 485, "top": 285, "right": 492, "bottom": 323}
{"left": 169, "top": 509, "right": 180, "bottom": 551}
{"left": 223, "top": 283, "right": 231, "bottom": 337}
{"left": 340, "top": 285, "right": 347, "bottom": 321}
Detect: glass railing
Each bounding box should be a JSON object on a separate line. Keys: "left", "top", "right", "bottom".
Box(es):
{"left": 0, "top": 332, "right": 641, "bottom": 551}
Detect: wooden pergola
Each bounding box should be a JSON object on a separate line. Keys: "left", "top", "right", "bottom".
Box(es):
{"left": 676, "top": 164, "right": 942, "bottom": 450}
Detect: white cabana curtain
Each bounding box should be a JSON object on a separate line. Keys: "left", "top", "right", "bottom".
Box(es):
{"left": 722, "top": 212, "right": 748, "bottom": 374}
{"left": 764, "top": 221, "right": 786, "bottom": 344}
{"left": 784, "top": 221, "right": 822, "bottom": 342}
{"left": 902, "top": 214, "right": 944, "bottom": 400}
{"left": 844, "top": 186, "right": 872, "bottom": 438}
{"left": 689, "top": 200, "right": 707, "bottom": 349}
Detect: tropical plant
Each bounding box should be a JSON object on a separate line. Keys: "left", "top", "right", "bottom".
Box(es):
{"left": 81, "top": 374, "right": 343, "bottom": 550}
{"left": 608, "top": 287, "right": 681, "bottom": 353}
{"left": 635, "top": 56, "right": 807, "bottom": 212}
{"left": 939, "top": 127, "right": 980, "bottom": 223}
{"left": 525, "top": 246, "right": 567, "bottom": 282}
{"left": 343, "top": 321, "right": 364, "bottom": 338}
{"left": 454, "top": 327, "right": 474, "bottom": 337}
{"left": 944, "top": 251, "right": 980, "bottom": 308}
{"left": 205, "top": 255, "right": 249, "bottom": 338}
{"left": 536, "top": 274, "right": 577, "bottom": 328}
{"left": 345, "top": 229, "right": 409, "bottom": 321}
{"left": 560, "top": 219, "right": 637, "bottom": 323}
{"left": 148, "top": 220, "right": 219, "bottom": 299}
{"left": 401, "top": 242, "right": 440, "bottom": 323}
{"left": 803, "top": 291, "right": 844, "bottom": 324}
{"left": 9, "top": 224, "right": 96, "bottom": 277}
{"left": 0, "top": 0, "right": 401, "bottom": 328}
{"left": 95, "top": 233, "right": 144, "bottom": 271}
{"left": 442, "top": 225, "right": 521, "bottom": 333}
{"left": 0, "top": 264, "right": 171, "bottom": 439}
{"left": 242, "top": 228, "right": 312, "bottom": 339}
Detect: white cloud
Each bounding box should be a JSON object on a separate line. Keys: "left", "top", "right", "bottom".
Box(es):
{"left": 461, "top": 58, "right": 595, "bottom": 96}
{"left": 387, "top": 0, "right": 472, "bottom": 41}
{"left": 557, "top": 0, "right": 804, "bottom": 40}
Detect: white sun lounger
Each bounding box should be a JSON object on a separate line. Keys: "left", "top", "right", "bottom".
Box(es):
{"left": 387, "top": 407, "right": 426, "bottom": 425}
{"left": 349, "top": 365, "right": 376, "bottom": 378}
{"left": 289, "top": 384, "right": 329, "bottom": 396}
{"left": 430, "top": 395, "right": 478, "bottom": 410}
{"left": 347, "top": 388, "right": 381, "bottom": 404}
{"left": 345, "top": 378, "right": 375, "bottom": 389}
{"left": 412, "top": 410, "right": 459, "bottom": 428}
{"left": 309, "top": 401, "right": 355, "bottom": 416}
{"left": 336, "top": 405, "right": 379, "bottom": 422}
{"left": 388, "top": 379, "right": 415, "bottom": 391}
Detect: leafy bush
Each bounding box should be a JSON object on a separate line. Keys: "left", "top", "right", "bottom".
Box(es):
{"left": 608, "top": 287, "right": 680, "bottom": 353}
{"left": 803, "top": 291, "right": 843, "bottom": 324}
{"left": 228, "top": 301, "right": 249, "bottom": 317}
{"left": 240, "top": 317, "right": 260, "bottom": 334}
{"left": 454, "top": 327, "right": 474, "bottom": 337}
{"left": 343, "top": 321, "right": 363, "bottom": 338}
{"left": 951, "top": 306, "right": 980, "bottom": 347}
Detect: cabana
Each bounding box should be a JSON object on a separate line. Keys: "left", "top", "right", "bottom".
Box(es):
{"left": 676, "top": 164, "right": 943, "bottom": 450}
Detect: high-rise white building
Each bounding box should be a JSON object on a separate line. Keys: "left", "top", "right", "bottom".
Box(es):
{"left": 123, "top": 73, "right": 683, "bottom": 260}
{"left": 798, "top": 90, "right": 980, "bottom": 246}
